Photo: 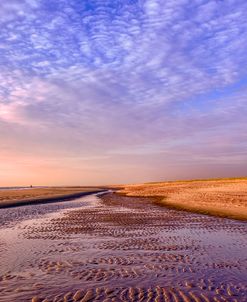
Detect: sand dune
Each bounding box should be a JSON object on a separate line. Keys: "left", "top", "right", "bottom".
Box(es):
{"left": 118, "top": 178, "right": 247, "bottom": 220}
{"left": 0, "top": 187, "right": 105, "bottom": 208}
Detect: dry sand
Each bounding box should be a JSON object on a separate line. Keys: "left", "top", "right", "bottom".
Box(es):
{"left": 0, "top": 187, "right": 105, "bottom": 208}
{"left": 118, "top": 178, "right": 247, "bottom": 220}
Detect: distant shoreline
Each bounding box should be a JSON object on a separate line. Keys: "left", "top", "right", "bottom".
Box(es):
{"left": 0, "top": 187, "right": 108, "bottom": 209}
{"left": 0, "top": 186, "right": 46, "bottom": 191}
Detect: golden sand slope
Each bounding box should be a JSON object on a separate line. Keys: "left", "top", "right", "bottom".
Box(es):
{"left": 0, "top": 187, "right": 104, "bottom": 208}
{"left": 118, "top": 178, "right": 247, "bottom": 220}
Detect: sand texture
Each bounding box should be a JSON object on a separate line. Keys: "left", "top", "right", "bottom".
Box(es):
{"left": 0, "top": 187, "right": 105, "bottom": 208}
{"left": 0, "top": 193, "right": 246, "bottom": 301}
{"left": 118, "top": 178, "right": 247, "bottom": 220}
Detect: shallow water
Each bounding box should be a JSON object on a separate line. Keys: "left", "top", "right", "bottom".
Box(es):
{"left": 0, "top": 193, "right": 246, "bottom": 302}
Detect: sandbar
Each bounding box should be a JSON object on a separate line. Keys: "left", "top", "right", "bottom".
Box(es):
{"left": 118, "top": 177, "right": 247, "bottom": 221}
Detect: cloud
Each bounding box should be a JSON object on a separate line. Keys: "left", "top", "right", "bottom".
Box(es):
{"left": 0, "top": 0, "right": 247, "bottom": 184}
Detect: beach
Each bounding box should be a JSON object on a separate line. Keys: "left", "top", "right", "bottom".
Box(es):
{"left": 0, "top": 192, "right": 246, "bottom": 301}
{"left": 0, "top": 187, "right": 106, "bottom": 208}
{"left": 1, "top": 0, "right": 247, "bottom": 300}
{"left": 118, "top": 178, "right": 247, "bottom": 221}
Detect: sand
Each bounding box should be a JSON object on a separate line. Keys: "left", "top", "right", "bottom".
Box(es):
{"left": 0, "top": 187, "right": 105, "bottom": 208}
{"left": 118, "top": 178, "right": 247, "bottom": 221}
{"left": 1, "top": 193, "right": 246, "bottom": 301}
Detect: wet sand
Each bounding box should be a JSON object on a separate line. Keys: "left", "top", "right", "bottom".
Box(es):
{"left": 118, "top": 178, "right": 247, "bottom": 220}
{"left": 0, "top": 192, "right": 246, "bottom": 301}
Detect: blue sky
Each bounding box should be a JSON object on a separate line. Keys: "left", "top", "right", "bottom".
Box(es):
{"left": 0, "top": 0, "right": 247, "bottom": 185}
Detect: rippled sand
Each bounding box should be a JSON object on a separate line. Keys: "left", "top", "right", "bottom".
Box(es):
{"left": 0, "top": 193, "right": 246, "bottom": 301}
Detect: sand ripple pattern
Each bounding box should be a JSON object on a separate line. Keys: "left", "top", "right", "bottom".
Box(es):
{"left": 0, "top": 193, "right": 246, "bottom": 301}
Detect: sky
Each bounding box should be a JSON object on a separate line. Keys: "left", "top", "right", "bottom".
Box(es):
{"left": 0, "top": 0, "right": 247, "bottom": 186}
